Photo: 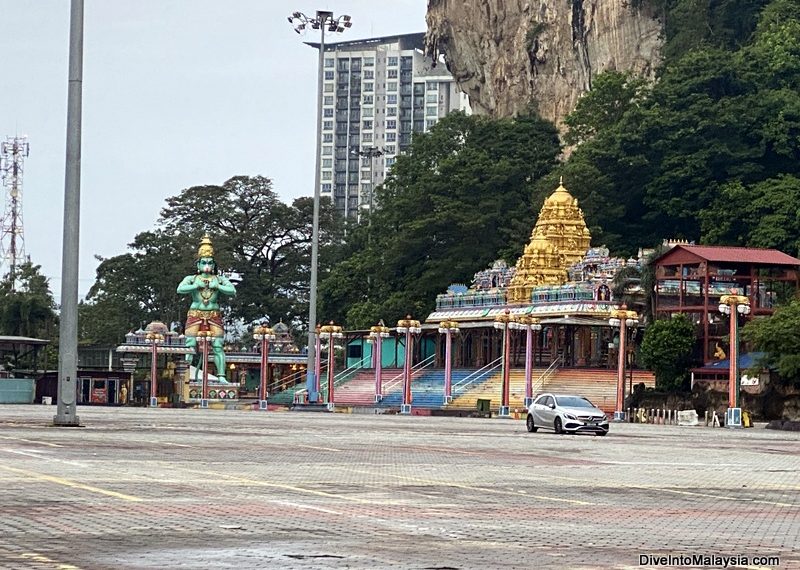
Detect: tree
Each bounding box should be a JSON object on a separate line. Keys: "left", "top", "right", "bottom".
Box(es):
{"left": 0, "top": 262, "right": 57, "bottom": 338}
{"left": 82, "top": 176, "right": 342, "bottom": 345}
{"left": 0, "top": 262, "right": 58, "bottom": 370}
{"left": 700, "top": 175, "right": 800, "bottom": 256}
{"left": 319, "top": 111, "right": 561, "bottom": 328}
{"left": 742, "top": 299, "right": 800, "bottom": 386}
{"left": 564, "top": 71, "right": 648, "bottom": 145}
{"left": 554, "top": 1, "right": 800, "bottom": 255}
{"left": 638, "top": 314, "right": 696, "bottom": 390}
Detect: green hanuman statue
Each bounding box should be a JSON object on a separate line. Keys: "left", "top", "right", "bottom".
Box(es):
{"left": 177, "top": 235, "right": 236, "bottom": 382}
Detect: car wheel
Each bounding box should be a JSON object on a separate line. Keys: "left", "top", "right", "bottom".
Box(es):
{"left": 526, "top": 414, "right": 538, "bottom": 433}
{"left": 596, "top": 431, "right": 608, "bottom": 437}
{"left": 554, "top": 417, "right": 563, "bottom": 434}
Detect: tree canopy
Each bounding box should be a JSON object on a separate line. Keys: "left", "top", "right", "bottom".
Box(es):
{"left": 81, "top": 176, "right": 342, "bottom": 345}
{"left": 638, "top": 314, "right": 696, "bottom": 390}
{"left": 742, "top": 299, "right": 800, "bottom": 386}
{"left": 0, "top": 262, "right": 58, "bottom": 371}
{"left": 318, "top": 111, "right": 561, "bottom": 329}
{"left": 548, "top": 0, "right": 800, "bottom": 256}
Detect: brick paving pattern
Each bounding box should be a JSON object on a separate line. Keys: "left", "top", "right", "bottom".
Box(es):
{"left": 0, "top": 405, "right": 798, "bottom": 569}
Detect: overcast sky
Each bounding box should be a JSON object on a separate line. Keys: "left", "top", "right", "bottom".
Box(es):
{"left": 0, "top": 1, "right": 427, "bottom": 299}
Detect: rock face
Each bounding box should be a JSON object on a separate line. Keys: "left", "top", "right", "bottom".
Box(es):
{"left": 425, "top": 0, "right": 663, "bottom": 125}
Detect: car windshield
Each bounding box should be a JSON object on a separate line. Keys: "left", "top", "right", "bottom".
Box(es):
{"left": 555, "top": 396, "right": 594, "bottom": 408}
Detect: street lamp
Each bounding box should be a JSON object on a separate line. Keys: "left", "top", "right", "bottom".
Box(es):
{"left": 288, "top": 10, "right": 351, "bottom": 404}
{"left": 609, "top": 305, "right": 639, "bottom": 422}
{"left": 144, "top": 331, "right": 164, "bottom": 408}
{"left": 253, "top": 324, "right": 276, "bottom": 411}
{"left": 494, "top": 310, "right": 515, "bottom": 417}
{"left": 350, "top": 146, "right": 384, "bottom": 224}
{"left": 319, "top": 321, "right": 344, "bottom": 411}
{"left": 396, "top": 316, "right": 422, "bottom": 414}
{"left": 718, "top": 294, "right": 751, "bottom": 428}
{"left": 511, "top": 315, "right": 542, "bottom": 407}
{"left": 368, "top": 322, "right": 391, "bottom": 403}
{"left": 437, "top": 320, "right": 460, "bottom": 405}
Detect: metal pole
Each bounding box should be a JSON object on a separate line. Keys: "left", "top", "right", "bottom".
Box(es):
{"left": 369, "top": 153, "right": 375, "bottom": 226}
{"left": 305, "top": 18, "right": 326, "bottom": 403}
{"left": 54, "top": 0, "right": 84, "bottom": 426}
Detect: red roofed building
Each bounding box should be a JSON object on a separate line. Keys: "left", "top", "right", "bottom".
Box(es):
{"left": 653, "top": 244, "right": 800, "bottom": 363}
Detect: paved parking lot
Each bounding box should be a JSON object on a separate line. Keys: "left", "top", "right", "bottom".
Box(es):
{"left": 0, "top": 405, "right": 798, "bottom": 570}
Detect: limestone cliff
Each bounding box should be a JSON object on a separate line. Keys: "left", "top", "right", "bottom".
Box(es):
{"left": 425, "top": 0, "right": 663, "bottom": 125}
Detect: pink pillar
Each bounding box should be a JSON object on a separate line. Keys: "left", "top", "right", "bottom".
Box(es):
{"left": 501, "top": 324, "right": 511, "bottom": 411}
{"left": 444, "top": 329, "right": 453, "bottom": 402}
{"left": 260, "top": 337, "right": 268, "bottom": 402}
{"left": 729, "top": 310, "right": 739, "bottom": 409}
{"left": 403, "top": 331, "right": 413, "bottom": 408}
{"left": 615, "top": 319, "right": 627, "bottom": 414}
{"left": 314, "top": 333, "right": 322, "bottom": 397}
{"left": 150, "top": 342, "right": 158, "bottom": 407}
{"left": 524, "top": 325, "right": 533, "bottom": 402}
{"left": 201, "top": 336, "right": 210, "bottom": 403}
{"left": 327, "top": 333, "right": 335, "bottom": 406}
{"left": 374, "top": 336, "right": 383, "bottom": 401}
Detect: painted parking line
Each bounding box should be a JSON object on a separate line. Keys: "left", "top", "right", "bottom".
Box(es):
{"left": 296, "top": 444, "right": 342, "bottom": 452}
{"left": 523, "top": 471, "right": 800, "bottom": 508}
{"left": 0, "top": 465, "right": 142, "bottom": 502}
{"left": 19, "top": 551, "right": 83, "bottom": 570}
{"left": 269, "top": 499, "right": 343, "bottom": 515}
{"left": 0, "top": 435, "right": 63, "bottom": 447}
{"left": 184, "top": 468, "right": 403, "bottom": 506}
{"left": 338, "top": 467, "right": 594, "bottom": 506}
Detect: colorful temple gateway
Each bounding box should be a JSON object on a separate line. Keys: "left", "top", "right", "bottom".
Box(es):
{"left": 506, "top": 180, "right": 592, "bottom": 302}
{"left": 426, "top": 181, "right": 636, "bottom": 369}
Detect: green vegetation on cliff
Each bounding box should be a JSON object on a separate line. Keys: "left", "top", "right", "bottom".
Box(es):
{"left": 552, "top": 0, "right": 800, "bottom": 257}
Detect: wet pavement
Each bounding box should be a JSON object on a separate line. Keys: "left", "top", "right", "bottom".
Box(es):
{"left": 0, "top": 405, "right": 798, "bottom": 569}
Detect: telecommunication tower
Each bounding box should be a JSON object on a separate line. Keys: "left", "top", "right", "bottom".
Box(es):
{"left": 0, "top": 136, "right": 30, "bottom": 288}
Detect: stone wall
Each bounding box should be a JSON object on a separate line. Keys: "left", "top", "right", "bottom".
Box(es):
{"left": 627, "top": 378, "right": 800, "bottom": 421}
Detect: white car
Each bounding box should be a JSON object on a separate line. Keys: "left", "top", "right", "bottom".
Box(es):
{"left": 526, "top": 393, "right": 609, "bottom": 436}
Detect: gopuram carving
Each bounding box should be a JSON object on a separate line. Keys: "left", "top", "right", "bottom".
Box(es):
{"left": 507, "top": 180, "right": 591, "bottom": 303}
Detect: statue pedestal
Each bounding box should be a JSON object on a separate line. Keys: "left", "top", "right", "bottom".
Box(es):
{"left": 187, "top": 382, "right": 239, "bottom": 405}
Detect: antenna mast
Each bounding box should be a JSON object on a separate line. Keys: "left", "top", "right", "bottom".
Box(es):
{"left": 0, "top": 136, "right": 30, "bottom": 288}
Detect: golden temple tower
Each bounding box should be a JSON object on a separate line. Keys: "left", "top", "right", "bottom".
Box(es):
{"left": 507, "top": 180, "right": 592, "bottom": 303}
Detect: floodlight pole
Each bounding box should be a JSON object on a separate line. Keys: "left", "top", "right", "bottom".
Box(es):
{"left": 288, "top": 9, "right": 351, "bottom": 404}
{"left": 54, "top": 0, "right": 84, "bottom": 427}
{"left": 304, "top": 14, "right": 327, "bottom": 403}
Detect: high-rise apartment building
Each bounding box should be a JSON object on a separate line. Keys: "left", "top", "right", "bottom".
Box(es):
{"left": 309, "top": 32, "right": 470, "bottom": 221}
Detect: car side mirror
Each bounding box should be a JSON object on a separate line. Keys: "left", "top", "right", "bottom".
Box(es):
{"left": 549, "top": 403, "right": 556, "bottom": 409}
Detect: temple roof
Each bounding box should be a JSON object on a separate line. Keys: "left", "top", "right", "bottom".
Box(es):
{"left": 506, "top": 180, "right": 591, "bottom": 303}
{"left": 655, "top": 245, "right": 800, "bottom": 266}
